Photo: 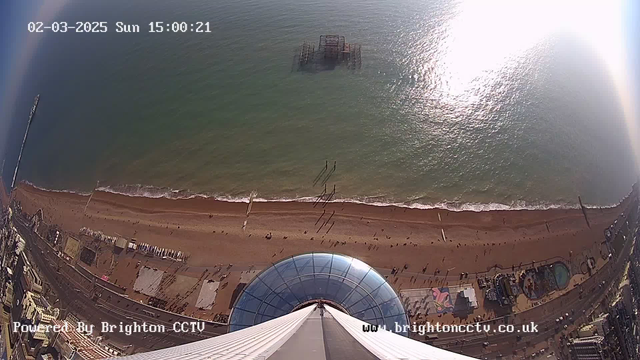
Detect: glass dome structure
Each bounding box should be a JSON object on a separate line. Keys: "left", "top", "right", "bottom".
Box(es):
{"left": 229, "top": 253, "right": 409, "bottom": 335}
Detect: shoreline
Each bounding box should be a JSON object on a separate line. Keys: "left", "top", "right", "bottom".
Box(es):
{"left": 16, "top": 180, "right": 631, "bottom": 227}
{"left": 10, "top": 181, "right": 638, "bottom": 325}
{"left": 21, "top": 180, "right": 629, "bottom": 213}
{"left": 11, "top": 181, "right": 635, "bottom": 268}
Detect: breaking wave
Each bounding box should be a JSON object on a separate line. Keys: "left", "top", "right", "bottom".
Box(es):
{"left": 23, "top": 180, "right": 92, "bottom": 196}
{"left": 94, "top": 184, "right": 619, "bottom": 212}
{"left": 20, "top": 181, "right": 625, "bottom": 212}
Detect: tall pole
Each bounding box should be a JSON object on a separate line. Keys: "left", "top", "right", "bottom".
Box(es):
{"left": 11, "top": 94, "right": 40, "bottom": 190}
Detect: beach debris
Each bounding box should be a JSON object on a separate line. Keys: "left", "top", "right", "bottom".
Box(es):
{"left": 265, "top": 232, "right": 272, "bottom": 240}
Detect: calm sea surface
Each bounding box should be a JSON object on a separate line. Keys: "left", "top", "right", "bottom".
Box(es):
{"left": 3, "top": 0, "right": 638, "bottom": 208}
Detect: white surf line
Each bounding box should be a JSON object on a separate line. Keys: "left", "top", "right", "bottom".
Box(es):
{"left": 84, "top": 181, "right": 99, "bottom": 215}
{"left": 242, "top": 191, "right": 257, "bottom": 230}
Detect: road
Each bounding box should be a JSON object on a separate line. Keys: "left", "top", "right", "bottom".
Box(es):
{"left": 13, "top": 216, "right": 227, "bottom": 354}
{"left": 433, "top": 216, "right": 637, "bottom": 359}
{"left": 12, "top": 202, "right": 638, "bottom": 359}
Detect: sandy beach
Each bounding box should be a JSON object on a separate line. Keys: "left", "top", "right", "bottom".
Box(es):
{"left": 9, "top": 181, "right": 636, "bottom": 326}
{"left": 12, "top": 182, "right": 630, "bottom": 273}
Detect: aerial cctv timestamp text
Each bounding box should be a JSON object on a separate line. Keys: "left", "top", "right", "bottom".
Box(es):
{"left": 28, "top": 21, "right": 212, "bottom": 33}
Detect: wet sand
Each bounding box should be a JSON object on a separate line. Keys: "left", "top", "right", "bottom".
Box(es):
{"left": 12, "top": 182, "right": 631, "bottom": 274}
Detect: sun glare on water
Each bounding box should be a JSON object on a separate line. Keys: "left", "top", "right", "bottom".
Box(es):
{"left": 428, "top": 0, "right": 639, "bottom": 172}
{"left": 435, "top": 0, "right": 625, "bottom": 97}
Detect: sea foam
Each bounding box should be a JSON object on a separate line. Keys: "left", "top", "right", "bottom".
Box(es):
{"left": 20, "top": 181, "right": 624, "bottom": 213}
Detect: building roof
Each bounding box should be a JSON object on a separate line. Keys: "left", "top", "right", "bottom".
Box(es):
{"left": 51, "top": 320, "right": 113, "bottom": 359}
{"left": 115, "top": 238, "right": 128, "bottom": 249}
{"left": 110, "top": 304, "right": 477, "bottom": 360}
{"left": 571, "top": 335, "right": 605, "bottom": 344}
{"left": 31, "top": 293, "right": 48, "bottom": 309}
{"left": 461, "top": 288, "right": 478, "bottom": 308}
{"left": 578, "top": 324, "right": 597, "bottom": 337}
{"left": 229, "top": 253, "right": 408, "bottom": 335}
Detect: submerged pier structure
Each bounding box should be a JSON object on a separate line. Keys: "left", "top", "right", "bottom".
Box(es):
{"left": 11, "top": 94, "right": 40, "bottom": 189}
{"left": 294, "top": 35, "right": 361, "bottom": 72}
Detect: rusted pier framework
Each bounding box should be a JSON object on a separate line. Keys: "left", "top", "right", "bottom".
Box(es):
{"left": 294, "top": 35, "right": 361, "bottom": 72}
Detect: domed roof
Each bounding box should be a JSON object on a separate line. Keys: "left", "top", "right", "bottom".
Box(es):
{"left": 229, "top": 253, "right": 408, "bottom": 335}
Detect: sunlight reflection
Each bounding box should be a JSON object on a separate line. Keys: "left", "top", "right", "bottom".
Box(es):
{"left": 432, "top": 0, "right": 627, "bottom": 101}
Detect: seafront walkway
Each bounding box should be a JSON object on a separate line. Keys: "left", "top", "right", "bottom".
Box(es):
{"left": 7, "top": 188, "right": 637, "bottom": 359}
{"left": 69, "top": 224, "right": 609, "bottom": 323}
{"left": 12, "top": 215, "right": 227, "bottom": 353}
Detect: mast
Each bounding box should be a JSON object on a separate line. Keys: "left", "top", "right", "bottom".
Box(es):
{"left": 11, "top": 94, "right": 40, "bottom": 189}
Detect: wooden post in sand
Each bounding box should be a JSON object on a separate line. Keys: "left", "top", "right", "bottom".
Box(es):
{"left": 446, "top": 267, "right": 455, "bottom": 278}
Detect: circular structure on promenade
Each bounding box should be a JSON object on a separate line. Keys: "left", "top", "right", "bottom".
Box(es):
{"left": 553, "top": 262, "right": 570, "bottom": 289}
{"left": 229, "top": 253, "right": 409, "bottom": 335}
